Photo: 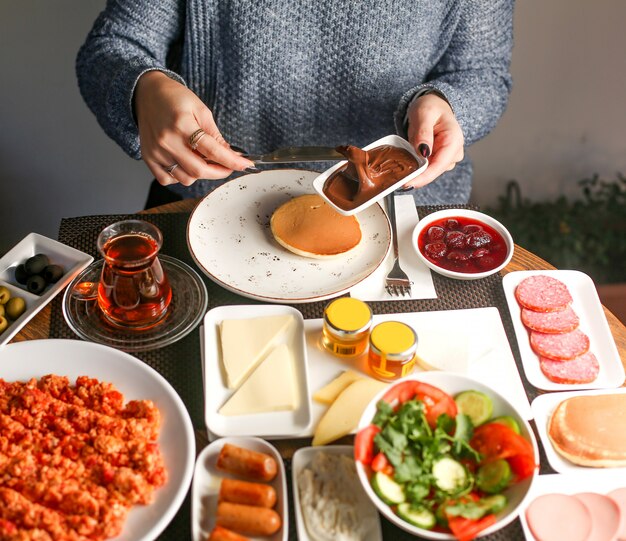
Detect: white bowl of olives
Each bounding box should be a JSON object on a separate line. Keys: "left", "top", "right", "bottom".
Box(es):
{"left": 0, "top": 233, "right": 93, "bottom": 345}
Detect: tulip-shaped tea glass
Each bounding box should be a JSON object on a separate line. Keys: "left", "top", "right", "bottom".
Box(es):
{"left": 97, "top": 220, "right": 172, "bottom": 329}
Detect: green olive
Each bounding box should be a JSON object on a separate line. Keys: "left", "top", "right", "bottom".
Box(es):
{"left": 0, "top": 286, "right": 10, "bottom": 305}
{"left": 0, "top": 304, "right": 4, "bottom": 318}
{"left": 0, "top": 316, "right": 8, "bottom": 334}
{"left": 5, "top": 297, "right": 26, "bottom": 320}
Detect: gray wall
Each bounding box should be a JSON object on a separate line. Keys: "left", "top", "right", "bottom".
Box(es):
{"left": 1, "top": 1, "right": 625, "bottom": 255}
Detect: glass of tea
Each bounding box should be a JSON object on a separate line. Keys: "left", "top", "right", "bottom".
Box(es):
{"left": 96, "top": 220, "right": 172, "bottom": 329}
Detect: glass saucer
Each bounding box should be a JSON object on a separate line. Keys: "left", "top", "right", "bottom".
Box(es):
{"left": 63, "top": 255, "right": 208, "bottom": 352}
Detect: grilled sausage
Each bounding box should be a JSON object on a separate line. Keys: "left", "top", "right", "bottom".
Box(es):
{"left": 216, "top": 502, "right": 281, "bottom": 536}
{"left": 216, "top": 443, "right": 278, "bottom": 482}
{"left": 208, "top": 525, "right": 250, "bottom": 541}
{"left": 219, "top": 478, "right": 277, "bottom": 508}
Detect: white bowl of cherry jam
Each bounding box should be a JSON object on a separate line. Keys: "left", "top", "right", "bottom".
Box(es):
{"left": 412, "top": 209, "right": 514, "bottom": 280}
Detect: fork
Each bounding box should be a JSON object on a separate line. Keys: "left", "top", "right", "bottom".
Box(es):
{"left": 384, "top": 193, "right": 412, "bottom": 297}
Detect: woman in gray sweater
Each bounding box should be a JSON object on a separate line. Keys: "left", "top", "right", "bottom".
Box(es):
{"left": 77, "top": 0, "right": 514, "bottom": 205}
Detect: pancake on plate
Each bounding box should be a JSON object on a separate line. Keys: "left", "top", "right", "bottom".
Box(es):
{"left": 548, "top": 393, "right": 626, "bottom": 467}
{"left": 270, "top": 194, "right": 362, "bottom": 258}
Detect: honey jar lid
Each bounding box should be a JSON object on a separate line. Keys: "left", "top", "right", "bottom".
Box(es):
{"left": 370, "top": 321, "right": 417, "bottom": 356}
{"left": 324, "top": 297, "right": 372, "bottom": 333}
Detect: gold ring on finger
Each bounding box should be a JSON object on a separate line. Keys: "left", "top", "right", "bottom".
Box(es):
{"left": 189, "top": 128, "right": 206, "bottom": 150}
{"left": 164, "top": 163, "right": 179, "bottom": 178}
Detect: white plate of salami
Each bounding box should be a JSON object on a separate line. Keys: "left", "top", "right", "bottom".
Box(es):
{"left": 502, "top": 270, "right": 624, "bottom": 391}
{"left": 191, "top": 436, "right": 288, "bottom": 541}
{"left": 519, "top": 471, "right": 626, "bottom": 541}
{"left": 531, "top": 387, "right": 626, "bottom": 474}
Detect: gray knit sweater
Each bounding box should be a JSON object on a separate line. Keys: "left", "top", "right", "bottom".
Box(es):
{"left": 76, "top": 0, "right": 514, "bottom": 204}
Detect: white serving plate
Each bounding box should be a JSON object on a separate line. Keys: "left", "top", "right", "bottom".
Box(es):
{"left": 502, "top": 270, "right": 624, "bottom": 390}
{"left": 291, "top": 445, "right": 382, "bottom": 541}
{"left": 187, "top": 169, "right": 391, "bottom": 304}
{"left": 531, "top": 387, "right": 626, "bottom": 474}
{"left": 356, "top": 372, "right": 539, "bottom": 540}
{"left": 0, "top": 339, "right": 195, "bottom": 541}
{"left": 203, "top": 304, "right": 312, "bottom": 438}
{"left": 191, "top": 437, "right": 288, "bottom": 541}
{"left": 202, "top": 306, "right": 532, "bottom": 441}
{"left": 519, "top": 471, "right": 626, "bottom": 541}
{"left": 0, "top": 233, "right": 93, "bottom": 345}
{"left": 312, "top": 134, "right": 428, "bottom": 216}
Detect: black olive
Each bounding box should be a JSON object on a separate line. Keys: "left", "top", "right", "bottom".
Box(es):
{"left": 24, "top": 254, "right": 50, "bottom": 275}
{"left": 43, "top": 264, "right": 64, "bottom": 284}
{"left": 14, "top": 264, "right": 29, "bottom": 284}
{"left": 27, "top": 275, "right": 46, "bottom": 295}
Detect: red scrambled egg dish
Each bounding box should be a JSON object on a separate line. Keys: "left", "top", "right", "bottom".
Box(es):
{"left": 0, "top": 375, "right": 167, "bottom": 541}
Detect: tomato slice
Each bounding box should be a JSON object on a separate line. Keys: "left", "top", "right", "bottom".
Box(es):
{"left": 448, "top": 514, "right": 497, "bottom": 541}
{"left": 354, "top": 424, "right": 380, "bottom": 465}
{"left": 470, "top": 422, "right": 537, "bottom": 480}
{"left": 371, "top": 451, "right": 394, "bottom": 476}
{"left": 381, "top": 380, "right": 457, "bottom": 427}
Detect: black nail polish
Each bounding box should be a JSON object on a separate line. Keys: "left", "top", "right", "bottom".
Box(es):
{"left": 245, "top": 166, "right": 259, "bottom": 172}
{"left": 418, "top": 143, "right": 431, "bottom": 158}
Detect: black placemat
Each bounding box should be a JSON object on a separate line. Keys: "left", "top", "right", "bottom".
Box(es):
{"left": 50, "top": 207, "right": 544, "bottom": 541}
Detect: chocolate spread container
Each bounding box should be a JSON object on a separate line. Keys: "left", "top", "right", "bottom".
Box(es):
{"left": 312, "top": 135, "right": 428, "bottom": 216}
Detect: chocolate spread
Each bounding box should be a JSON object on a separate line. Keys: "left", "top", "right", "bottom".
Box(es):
{"left": 322, "top": 144, "right": 419, "bottom": 211}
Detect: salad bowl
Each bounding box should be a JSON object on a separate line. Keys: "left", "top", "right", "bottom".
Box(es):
{"left": 355, "top": 372, "right": 539, "bottom": 540}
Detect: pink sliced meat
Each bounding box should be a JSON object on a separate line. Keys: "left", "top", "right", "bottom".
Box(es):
{"left": 530, "top": 328, "right": 590, "bottom": 361}
{"left": 573, "top": 493, "right": 621, "bottom": 541}
{"left": 607, "top": 487, "right": 626, "bottom": 540}
{"left": 515, "top": 275, "right": 573, "bottom": 312}
{"left": 525, "top": 493, "right": 591, "bottom": 541}
{"left": 521, "top": 306, "right": 580, "bottom": 334}
{"left": 540, "top": 351, "right": 599, "bottom": 384}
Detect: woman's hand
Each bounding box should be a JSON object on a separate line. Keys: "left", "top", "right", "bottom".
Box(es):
{"left": 134, "top": 71, "right": 254, "bottom": 186}
{"left": 405, "top": 93, "right": 464, "bottom": 189}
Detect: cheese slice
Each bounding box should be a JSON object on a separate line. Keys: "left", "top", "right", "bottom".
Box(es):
{"left": 219, "top": 344, "right": 298, "bottom": 415}
{"left": 220, "top": 314, "right": 294, "bottom": 389}
{"left": 312, "top": 378, "right": 388, "bottom": 446}
{"left": 313, "top": 370, "right": 366, "bottom": 405}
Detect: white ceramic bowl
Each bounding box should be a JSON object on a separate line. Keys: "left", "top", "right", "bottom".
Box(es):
{"left": 355, "top": 371, "right": 539, "bottom": 540}
{"left": 411, "top": 209, "right": 514, "bottom": 280}
{"left": 312, "top": 134, "right": 428, "bottom": 216}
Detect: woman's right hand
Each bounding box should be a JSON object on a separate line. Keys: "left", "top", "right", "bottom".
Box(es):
{"left": 134, "top": 71, "right": 254, "bottom": 186}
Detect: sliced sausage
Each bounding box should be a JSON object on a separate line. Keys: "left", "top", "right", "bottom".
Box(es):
{"left": 607, "top": 487, "right": 626, "bottom": 540}
{"left": 216, "top": 502, "right": 281, "bottom": 536}
{"left": 515, "top": 275, "right": 573, "bottom": 312}
{"left": 208, "top": 525, "right": 251, "bottom": 541}
{"left": 530, "top": 329, "right": 590, "bottom": 361}
{"left": 216, "top": 443, "right": 278, "bottom": 481}
{"left": 219, "top": 478, "right": 277, "bottom": 508}
{"left": 521, "top": 306, "right": 580, "bottom": 334}
{"left": 573, "top": 492, "right": 621, "bottom": 541}
{"left": 539, "top": 351, "right": 599, "bottom": 384}
{"left": 525, "top": 493, "right": 591, "bottom": 541}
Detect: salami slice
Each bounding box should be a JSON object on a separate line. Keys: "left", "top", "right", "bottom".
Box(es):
{"left": 515, "top": 275, "right": 573, "bottom": 312}
{"left": 525, "top": 493, "right": 592, "bottom": 541}
{"left": 530, "top": 329, "right": 590, "bottom": 361}
{"left": 573, "top": 493, "right": 621, "bottom": 541}
{"left": 539, "top": 352, "right": 599, "bottom": 384}
{"left": 521, "top": 306, "right": 580, "bottom": 334}
{"left": 607, "top": 488, "right": 626, "bottom": 540}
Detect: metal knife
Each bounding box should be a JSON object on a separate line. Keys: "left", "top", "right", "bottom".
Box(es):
{"left": 243, "top": 146, "right": 343, "bottom": 164}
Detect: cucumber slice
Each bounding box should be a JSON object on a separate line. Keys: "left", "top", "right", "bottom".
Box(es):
{"left": 371, "top": 471, "right": 406, "bottom": 505}
{"left": 397, "top": 503, "right": 436, "bottom": 530}
{"left": 491, "top": 415, "right": 521, "bottom": 434}
{"left": 454, "top": 390, "right": 493, "bottom": 426}
{"left": 432, "top": 456, "right": 469, "bottom": 494}
{"left": 476, "top": 459, "right": 512, "bottom": 494}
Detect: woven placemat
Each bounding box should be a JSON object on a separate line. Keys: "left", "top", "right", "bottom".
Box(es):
{"left": 50, "top": 207, "right": 544, "bottom": 541}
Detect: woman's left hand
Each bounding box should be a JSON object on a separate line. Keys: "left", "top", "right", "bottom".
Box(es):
{"left": 405, "top": 93, "right": 464, "bottom": 188}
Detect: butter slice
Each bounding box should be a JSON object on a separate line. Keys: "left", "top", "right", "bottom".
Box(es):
{"left": 312, "top": 378, "right": 387, "bottom": 446}
{"left": 313, "top": 370, "right": 366, "bottom": 405}
{"left": 220, "top": 314, "right": 293, "bottom": 389}
{"left": 219, "top": 343, "right": 297, "bottom": 415}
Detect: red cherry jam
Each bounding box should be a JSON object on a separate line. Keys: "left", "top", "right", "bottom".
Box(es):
{"left": 418, "top": 216, "right": 508, "bottom": 274}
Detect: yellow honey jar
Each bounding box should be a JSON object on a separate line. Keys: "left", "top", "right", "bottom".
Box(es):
{"left": 321, "top": 297, "right": 372, "bottom": 357}
{"left": 368, "top": 321, "right": 418, "bottom": 381}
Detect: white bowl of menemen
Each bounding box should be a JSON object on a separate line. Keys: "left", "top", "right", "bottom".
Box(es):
{"left": 354, "top": 372, "right": 539, "bottom": 540}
